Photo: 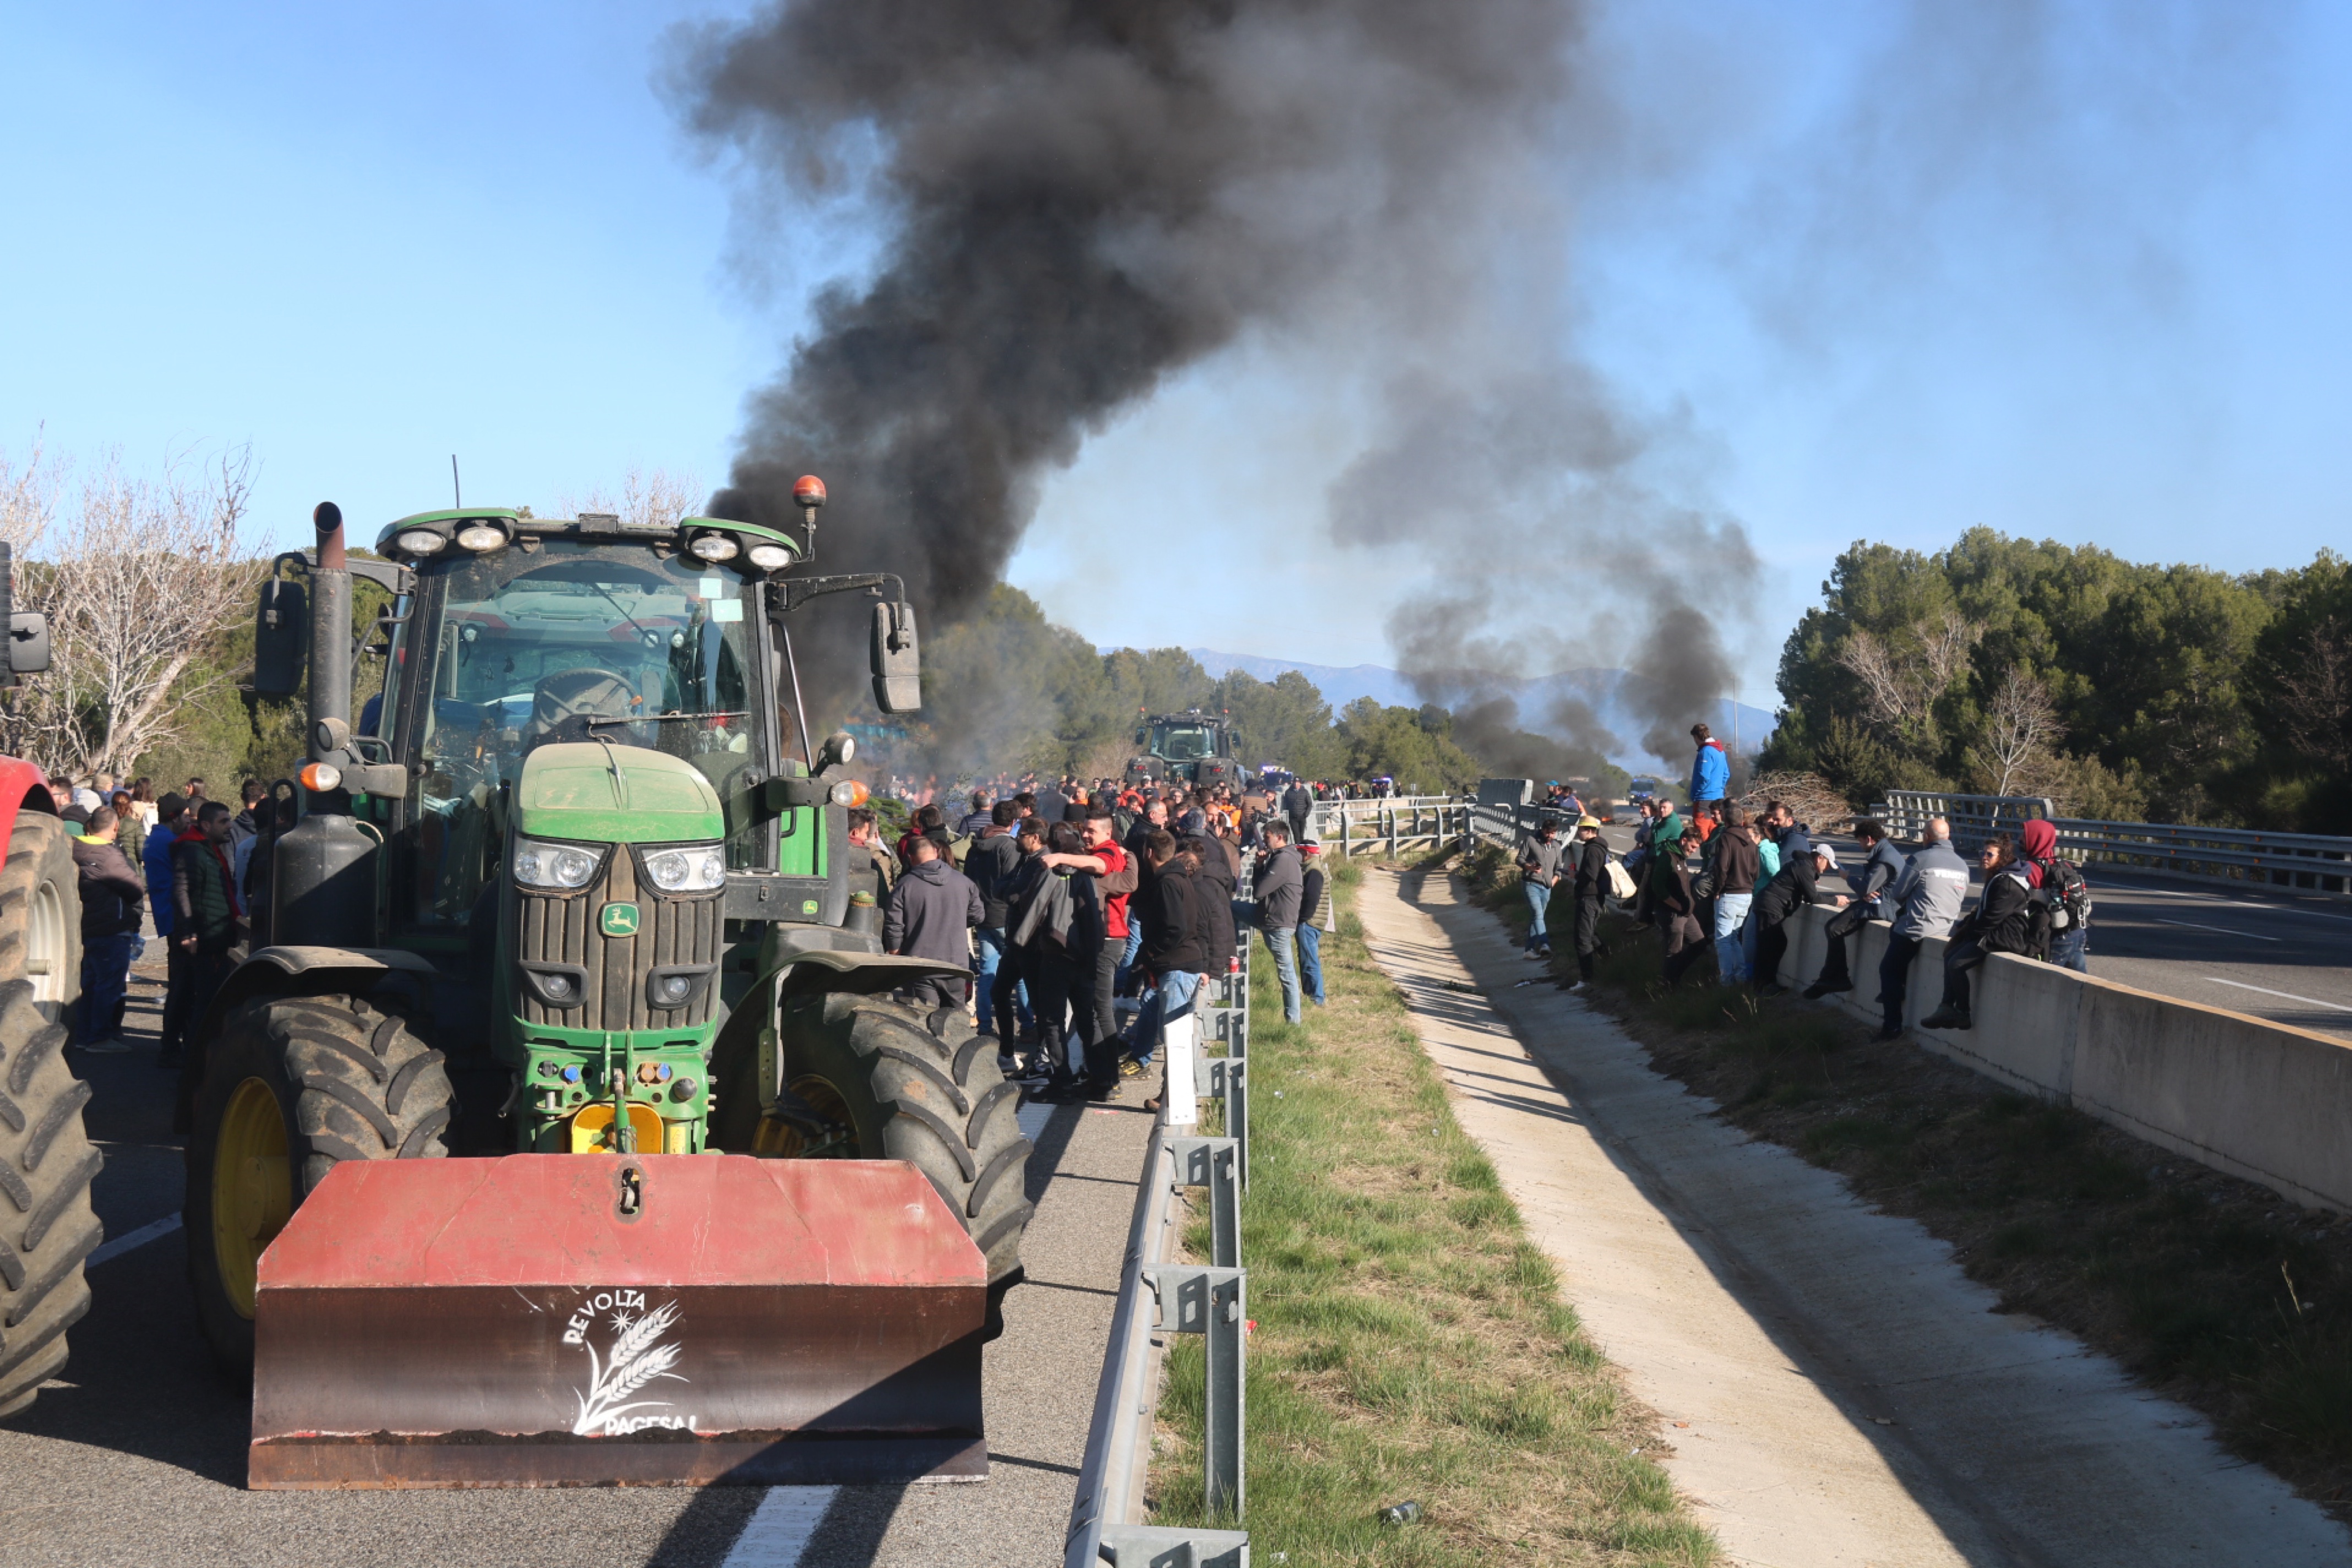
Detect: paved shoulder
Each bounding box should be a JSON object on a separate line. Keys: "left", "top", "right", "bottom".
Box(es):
{"left": 1355, "top": 863, "right": 2352, "bottom": 1568}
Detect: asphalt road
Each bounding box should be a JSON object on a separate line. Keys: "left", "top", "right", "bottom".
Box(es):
{"left": 0, "top": 944, "right": 1153, "bottom": 1568}
{"left": 1592, "top": 812, "right": 2352, "bottom": 1038}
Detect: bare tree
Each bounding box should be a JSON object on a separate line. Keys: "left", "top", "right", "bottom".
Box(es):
{"left": 1836, "top": 611, "right": 1982, "bottom": 734}
{"left": 1968, "top": 666, "right": 2061, "bottom": 798}
{"left": 0, "top": 431, "right": 60, "bottom": 556}
{"left": 560, "top": 466, "right": 704, "bottom": 532}
{"left": 14, "top": 447, "right": 259, "bottom": 777}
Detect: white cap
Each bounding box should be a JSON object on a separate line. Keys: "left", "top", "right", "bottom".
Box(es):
{"left": 1814, "top": 843, "right": 1839, "bottom": 869}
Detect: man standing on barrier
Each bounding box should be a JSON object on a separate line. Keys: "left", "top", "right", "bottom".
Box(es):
{"left": 1804, "top": 818, "right": 1907, "bottom": 1000}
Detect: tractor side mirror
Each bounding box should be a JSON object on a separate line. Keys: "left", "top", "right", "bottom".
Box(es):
{"left": 253, "top": 576, "right": 309, "bottom": 696}
{"left": 870, "top": 601, "right": 921, "bottom": 714}
{"left": 8, "top": 612, "right": 49, "bottom": 674}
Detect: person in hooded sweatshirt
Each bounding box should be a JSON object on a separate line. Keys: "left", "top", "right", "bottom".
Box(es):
{"left": 1566, "top": 815, "right": 1613, "bottom": 989}
{"left": 884, "top": 832, "right": 983, "bottom": 1012}
{"left": 2016, "top": 818, "right": 2092, "bottom": 973}
{"left": 1804, "top": 818, "right": 1909, "bottom": 999}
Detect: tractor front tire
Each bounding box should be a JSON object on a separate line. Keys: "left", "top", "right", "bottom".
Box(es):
{"left": 767, "top": 994, "right": 1032, "bottom": 1319}
{"left": 0, "top": 811, "right": 100, "bottom": 1414}
{"left": 184, "top": 992, "right": 453, "bottom": 1374}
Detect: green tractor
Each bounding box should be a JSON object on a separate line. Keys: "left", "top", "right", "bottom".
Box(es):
{"left": 186, "top": 483, "right": 1031, "bottom": 1486}
{"left": 1123, "top": 707, "right": 1243, "bottom": 791}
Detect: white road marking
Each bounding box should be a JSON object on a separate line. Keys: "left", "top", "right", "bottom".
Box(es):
{"left": 2120, "top": 888, "right": 2352, "bottom": 924}
{"left": 1016, "top": 1100, "right": 1055, "bottom": 1141}
{"left": 2154, "top": 917, "right": 2279, "bottom": 943}
{"left": 86, "top": 1213, "right": 181, "bottom": 1267}
{"left": 722, "top": 1485, "right": 840, "bottom": 1567}
{"left": 2199, "top": 977, "right": 2352, "bottom": 1014}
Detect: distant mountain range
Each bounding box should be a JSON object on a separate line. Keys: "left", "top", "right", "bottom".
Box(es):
{"left": 1178, "top": 647, "right": 1778, "bottom": 769}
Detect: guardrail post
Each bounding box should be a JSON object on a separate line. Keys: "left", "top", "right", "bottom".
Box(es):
{"left": 1096, "top": 1525, "right": 1250, "bottom": 1567}
{"left": 1147, "top": 1264, "right": 1247, "bottom": 1521}
{"left": 1169, "top": 1135, "right": 1242, "bottom": 1268}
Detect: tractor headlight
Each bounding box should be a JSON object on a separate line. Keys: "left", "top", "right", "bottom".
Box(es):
{"left": 745, "top": 541, "right": 793, "bottom": 570}
{"left": 512, "top": 836, "right": 603, "bottom": 890}
{"left": 688, "top": 532, "right": 739, "bottom": 563}
{"left": 455, "top": 521, "right": 510, "bottom": 552}
{"left": 642, "top": 843, "right": 725, "bottom": 892}
{"left": 395, "top": 529, "right": 448, "bottom": 556}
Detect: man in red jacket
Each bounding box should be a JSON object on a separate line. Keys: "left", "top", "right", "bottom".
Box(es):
{"left": 1042, "top": 803, "right": 1139, "bottom": 1095}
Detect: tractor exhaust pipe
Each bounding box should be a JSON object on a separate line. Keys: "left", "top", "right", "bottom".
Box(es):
{"left": 269, "top": 500, "right": 378, "bottom": 948}
{"left": 309, "top": 501, "right": 352, "bottom": 773}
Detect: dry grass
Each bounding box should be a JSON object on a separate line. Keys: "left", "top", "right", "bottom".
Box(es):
{"left": 1148, "top": 858, "right": 1716, "bottom": 1566}
{"left": 1455, "top": 842, "right": 2352, "bottom": 1523}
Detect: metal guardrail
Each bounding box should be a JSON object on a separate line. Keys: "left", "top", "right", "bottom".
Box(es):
{"left": 1310, "top": 795, "right": 1474, "bottom": 858}
{"left": 1066, "top": 874, "right": 1259, "bottom": 1567}
{"left": 1875, "top": 791, "right": 2352, "bottom": 897}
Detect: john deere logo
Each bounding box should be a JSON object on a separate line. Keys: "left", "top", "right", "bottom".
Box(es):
{"left": 600, "top": 902, "right": 640, "bottom": 938}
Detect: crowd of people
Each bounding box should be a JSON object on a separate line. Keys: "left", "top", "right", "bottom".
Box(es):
{"left": 879, "top": 767, "right": 1400, "bottom": 810}
{"left": 846, "top": 775, "right": 1331, "bottom": 1104}
{"left": 37, "top": 770, "right": 276, "bottom": 1073}
{"left": 1515, "top": 721, "right": 2093, "bottom": 1036}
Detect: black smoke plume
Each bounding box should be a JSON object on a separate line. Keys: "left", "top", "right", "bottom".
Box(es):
{"left": 676, "top": 0, "right": 1583, "bottom": 716}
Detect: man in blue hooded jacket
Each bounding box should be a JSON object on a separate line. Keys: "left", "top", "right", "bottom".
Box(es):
{"left": 1687, "top": 723, "right": 1729, "bottom": 815}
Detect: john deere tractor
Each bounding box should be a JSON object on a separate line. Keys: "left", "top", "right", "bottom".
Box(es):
{"left": 184, "top": 484, "right": 1031, "bottom": 1487}
{"left": 1123, "top": 707, "right": 1242, "bottom": 790}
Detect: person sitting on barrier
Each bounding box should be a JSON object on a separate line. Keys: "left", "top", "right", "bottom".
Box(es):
{"left": 1803, "top": 818, "right": 1908, "bottom": 999}
{"left": 1515, "top": 816, "right": 1571, "bottom": 959}
{"left": 1921, "top": 833, "right": 2037, "bottom": 1032}
{"left": 1752, "top": 834, "right": 1827, "bottom": 997}
{"left": 1874, "top": 815, "right": 1968, "bottom": 1039}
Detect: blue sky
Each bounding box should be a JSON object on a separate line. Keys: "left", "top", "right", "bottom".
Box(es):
{"left": 6, "top": 3, "right": 2348, "bottom": 712}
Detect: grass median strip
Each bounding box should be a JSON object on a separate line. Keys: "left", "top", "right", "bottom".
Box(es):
{"left": 1148, "top": 858, "right": 1715, "bottom": 1566}
{"left": 1453, "top": 842, "right": 2352, "bottom": 1523}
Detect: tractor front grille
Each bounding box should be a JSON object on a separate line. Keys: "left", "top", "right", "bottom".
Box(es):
{"left": 515, "top": 847, "right": 724, "bottom": 1032}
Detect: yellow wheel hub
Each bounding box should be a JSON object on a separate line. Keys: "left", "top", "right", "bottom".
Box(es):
{"left": 752, "top": 1075, "right": 859, "bottom": 1159}
{"left": 212, "top": 1077, "right": 292, "bottom": 1320}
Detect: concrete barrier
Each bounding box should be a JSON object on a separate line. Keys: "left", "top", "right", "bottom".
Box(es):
{"left": 1772, "top": 902, "right": 2352, "bottom": 1213}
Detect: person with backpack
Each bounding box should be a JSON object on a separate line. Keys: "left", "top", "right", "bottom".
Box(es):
{"left": 1921, "top": 834, "right": 2038, "bottom": 1031}
{"left": 1803, "top": 818, "right": 1908, "bottom": 999}
{"left": 2018, "top": 819, "right": 2092, "bottom": 973}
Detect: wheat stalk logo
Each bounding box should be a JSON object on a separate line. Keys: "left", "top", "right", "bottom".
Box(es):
{"left": 570, "top": 1298, "right": 688, "bottom": 1435}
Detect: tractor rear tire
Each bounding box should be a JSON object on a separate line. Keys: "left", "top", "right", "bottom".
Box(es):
{"left": 184, "top": 992, "right": 453, "bottom": 1374}
{"left": 768, "top": 993, "right": 1032, "bottom": 1314}
{"left": 0, "top": 812, "right": 100, "bottom": 1415}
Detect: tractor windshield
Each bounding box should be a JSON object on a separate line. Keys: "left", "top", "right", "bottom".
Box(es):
{"left": 403, "top": 540, "right": 767, "bottom": 925}
{"left": 1153, "top": 723, "right": 1217, "bottom": 761}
